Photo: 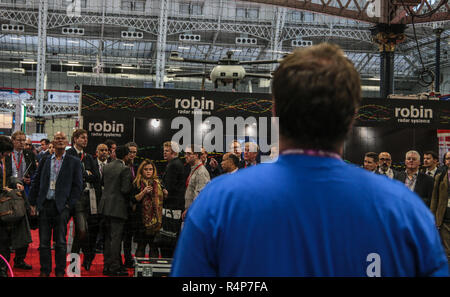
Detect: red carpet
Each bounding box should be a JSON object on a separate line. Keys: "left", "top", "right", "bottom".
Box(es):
{"left": 6, "top": 224, "right": 135, "bottom": 277}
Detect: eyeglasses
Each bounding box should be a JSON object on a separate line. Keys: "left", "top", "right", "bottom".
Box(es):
{"left": 379, "top": 158, "right": 391, "bottom": 161}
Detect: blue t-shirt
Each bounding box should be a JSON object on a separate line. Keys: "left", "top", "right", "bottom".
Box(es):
{"left": 171, "top": 155, "right": 449, "bottom": 277}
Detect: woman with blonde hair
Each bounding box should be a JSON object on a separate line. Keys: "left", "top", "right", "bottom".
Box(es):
{"left": 131, "top": 159, "right": 163, "bottom": 258}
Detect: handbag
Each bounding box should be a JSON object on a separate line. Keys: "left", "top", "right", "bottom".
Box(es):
{"left": 0, "top": 190, "right": 27, "bottom": 223}
{"left": 0, "top": 156, "right": 26, "bottom": 223}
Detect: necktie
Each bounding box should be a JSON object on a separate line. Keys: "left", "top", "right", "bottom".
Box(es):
{"left": 78, "top": 152, "right": 82, "bottom": 159}
{"left": 17, "top": 152, "right": 23, "bottom": 179}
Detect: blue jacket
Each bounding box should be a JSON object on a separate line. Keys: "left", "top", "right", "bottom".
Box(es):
{"left": 29, "top": 153, "right": 83, "bottom": 214}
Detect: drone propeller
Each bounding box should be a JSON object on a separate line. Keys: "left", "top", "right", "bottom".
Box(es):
{"left": 169, "top": 51, "right": 219, "bottom": 64}
{"left": 245, "top": 73, "right": 273, "bottom": 79}
{"left": 166, "top": 72, "right": 209, "bottom": 78}
{"left": 238, "top": 58, "right": 284, "bottom": 65}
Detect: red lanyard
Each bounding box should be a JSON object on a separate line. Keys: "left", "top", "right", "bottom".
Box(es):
{"left": 186, "top": 163, "right": 203, "bottom": 188}
{"left": 80, "top": 152, "right": 84, "bottom": 161}
{"left": 12, "top": 152, "right": 23, "bottom": 173}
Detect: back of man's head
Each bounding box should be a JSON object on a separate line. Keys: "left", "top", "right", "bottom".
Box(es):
{"left": 0, "top": 136, "right": 13, "bottom": 154}
{"left": 272, "top": 43, "right": 361, "bottom": 152}
{"left": 115, "top": 145, "right": 129, "bottom": 160}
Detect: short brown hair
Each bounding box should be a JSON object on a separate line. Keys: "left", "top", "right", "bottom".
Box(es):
{"left": 272, "top": 43, "right": 361, "bottom": 151}
{"left": 365, "top": 152, "right": 379, "bottom": 163}
{"left": 11, "top": 131, "right": 25, "bottom": 140}
{"left": 72, "top": 129, "right": 87, "bottom": 140}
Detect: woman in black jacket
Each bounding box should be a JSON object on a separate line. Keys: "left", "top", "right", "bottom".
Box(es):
{"left": 131, "top": 159, "right": 163, "bottom": 258}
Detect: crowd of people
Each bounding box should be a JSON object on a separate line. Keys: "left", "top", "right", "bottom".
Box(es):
{"left": 0, "top": 127, "right": 266, "bottom": 277}
{"left": 362, "top": 150, "right": 450, "bottom": 260}
{"left": 0, "top": 42, "right": 449, "bottom": 277}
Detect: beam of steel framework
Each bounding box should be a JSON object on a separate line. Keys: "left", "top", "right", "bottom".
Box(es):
{"left": 155, "top": 0, "right": 168, "bottom": 89}
{"left": 35, "top": 0, "right": 48, "bottom": 127}
{"left": 239, "top": 0, "right": 450, "bottom": 24}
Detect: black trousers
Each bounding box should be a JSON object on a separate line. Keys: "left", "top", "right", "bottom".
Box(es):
{"left": 121, "top": 212, "right": 136, "bottom": 264}
{"left": 72, "top": 194, "right": 101, "bottom": 263}
{"left": 0, "top": 222, "right": 29, "bottom": 272}
{"left": 103, "top": 216, "right": 125, "bottom": 273}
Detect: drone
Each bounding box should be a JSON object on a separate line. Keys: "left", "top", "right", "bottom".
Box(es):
{"left": 167, "top": 50, "right": 284, "bottom": 89}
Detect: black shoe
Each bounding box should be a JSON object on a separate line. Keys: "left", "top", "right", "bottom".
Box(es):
{"left": 39, "top": 272, "right": 50, "bottom": 277}
{"left": 108, "top": 270, "right": 128, "bottom": 277}
{"left": 124, "top": 260, "right": 134, "bottom": 269}
{"left": 103, "top": 268, "right": 110, "bottom": 276}
{"left": 14, "top": 261, "right": 32, "bottom": 270}
{"left": 83, "top": 261, "right": 92, "bottom": 271}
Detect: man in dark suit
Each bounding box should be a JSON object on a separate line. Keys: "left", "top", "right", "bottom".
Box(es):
{"left": 377, "top": 152, "right": 400, "bottom": 179}
{"left": 92, "top": 143, "right": 109, "bottom": 254}
{"left": 29, "top": 131, "right": 83, "bottom": 277}
{"left": 160, "top": 141, "right": 186, "bottom": 258}
{"left": 422, "top": 150, "right": 441, "bottom": 178}
{"left": 99, "top": 145, "right": 132, "bottom": 276}
{"left": 5, "top": 131, "right": 37, "bottom": 270}
{"left": 395, "top": 150, "right": 434, "bottom": 207}
{"left": 122, "top": 142, "right": 139, "bottom": 268}
{"left": 66, "top": 129, "right": 100, "bottom": 272}
{"left": 36, "top": 138, "right": 50, "bottom": 162}
{"left": 229, "top": 140, "right": 245, "bottom": 169}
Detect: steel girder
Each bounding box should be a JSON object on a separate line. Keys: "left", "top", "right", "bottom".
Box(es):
{"left": 0, "top": 8, "right": 373, "bottom": 42}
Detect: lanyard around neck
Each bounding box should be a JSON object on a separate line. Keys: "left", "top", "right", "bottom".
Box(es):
{"left": 280, "top": 149, "right": 342, "bottom": 160}
{"left": 12, "top": 151, "right": 24, "bottom": 172}
{"left": 186, "top": 163, "right": 203, "bottom": 188}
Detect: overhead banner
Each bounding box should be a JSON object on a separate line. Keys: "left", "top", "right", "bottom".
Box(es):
{"left": 81, "top": 85, "right": 274, "bottom": 154}
{"left": 47, "top": 91, "right": 80, "bottom": 103}
{"left": 355, "top": 98, "right": 450, "bottom": 128}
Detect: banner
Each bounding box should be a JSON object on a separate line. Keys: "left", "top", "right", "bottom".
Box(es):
{"left": 355, "top": 98, "right": 449, "bottom": 128}
{"left": 80, "top": 85, "right": 450, "bottom": 166}
{"left": 48, "top": 91, "right": 79, "bottom": 103}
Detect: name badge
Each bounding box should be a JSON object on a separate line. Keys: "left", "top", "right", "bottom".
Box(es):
{"left": 50, "top": 180, "right": 56, "bottom": 190}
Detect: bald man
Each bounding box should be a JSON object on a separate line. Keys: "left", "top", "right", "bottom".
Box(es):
{"left": 29, "top": 131, "right": 83, "bottom": 277}
{"left": 377, "top": 152, "right": 399, "bottom": 179}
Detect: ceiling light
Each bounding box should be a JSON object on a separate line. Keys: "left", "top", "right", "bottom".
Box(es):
{"left": 123, "top": 43, "right": 135, "bottom": 47}
{"left": 68, "top": 40, "right": 79, "bottom": 44}
{"left": 362, "top": 85, "right": 380, "bottom": 91}
{"left": 10, "top": 37, "right": 22, "bottom": 40}
{"left": 21, "top": 59, "right": 36, "bottom": 64}
{"left": 151, "top": 119, "right": 160, "bottom": 128}
{"left": 178, "top": 46, "right": 190, "bottom": 50}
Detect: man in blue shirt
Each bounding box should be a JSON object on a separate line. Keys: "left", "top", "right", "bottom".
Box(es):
{"left": 29, "top": 131, "right": 83, "bottom": 277}
{"left": 171, "top": 43, "right": 449, "bottom": 277}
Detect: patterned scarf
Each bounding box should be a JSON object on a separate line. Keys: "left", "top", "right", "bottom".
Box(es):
{"left": 140, "top": 179, "right": 163, "bottom": 235}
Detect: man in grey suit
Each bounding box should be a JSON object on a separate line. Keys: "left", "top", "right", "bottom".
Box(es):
{"left": 98, "top": 145, "right": 132, "bottom": 276}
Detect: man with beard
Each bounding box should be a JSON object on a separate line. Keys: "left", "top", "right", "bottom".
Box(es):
{"left": 377, "top": 152, "right": 399, "bottom": 179}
